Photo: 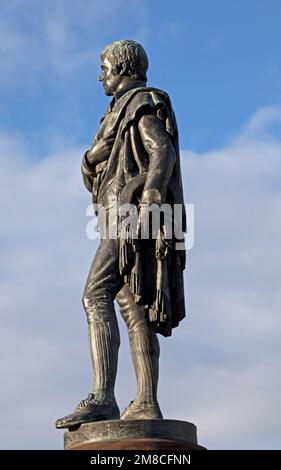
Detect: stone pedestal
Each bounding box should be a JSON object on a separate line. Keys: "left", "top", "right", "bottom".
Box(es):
{"left": 64, "top": 419, "right": 206, "bottom": 450}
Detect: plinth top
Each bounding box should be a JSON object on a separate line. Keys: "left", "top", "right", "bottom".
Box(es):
{"left": 64, "top": 419, "right": 199, "bottom": 451}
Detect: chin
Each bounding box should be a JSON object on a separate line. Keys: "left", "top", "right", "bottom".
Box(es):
{"left": 104, "top": 88, "right": 113, "bottom": 96}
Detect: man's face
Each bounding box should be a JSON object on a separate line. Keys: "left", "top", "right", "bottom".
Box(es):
{"left": 99, "top": 55, "right": 123, "bottom": 96}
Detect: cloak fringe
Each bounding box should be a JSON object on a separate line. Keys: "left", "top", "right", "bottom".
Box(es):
{"left": 119, "top": 235, "right": 186, "bottom": 337}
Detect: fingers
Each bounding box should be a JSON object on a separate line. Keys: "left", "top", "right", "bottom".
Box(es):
{"left": 86, "top": 137, "right": 115, "bottom": 164}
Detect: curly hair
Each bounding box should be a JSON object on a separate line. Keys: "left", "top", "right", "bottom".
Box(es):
{"left": 102, "top": 40, "right": 148, "bottom": 82}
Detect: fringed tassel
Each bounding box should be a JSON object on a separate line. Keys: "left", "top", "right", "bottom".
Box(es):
{"left": 119, "top": 238, "right": 133, "bottom": 276}
{"left": 154, "top": 288, "right": 171, "bottom": 323}
{"left": 124, "top": 271, "right": 142, "bottom": 303}
{"left": 119, "top": 221, "right": 136, "bottom": 276}
{"left": 119, "top": 222, "right": 186, "bottom": 336}
{"left": 148, "top": 288, "right": 171, "bottom": 331}
{"left": 171, "top": 254, "right": 186, "bottom": 327}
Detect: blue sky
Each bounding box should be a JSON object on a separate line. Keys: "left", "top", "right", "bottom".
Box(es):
{"left": 1, "top": 0, "right": 281, "bottom": 450}
{"left": 2, "top": 0, "right": 280, "bottom": 153}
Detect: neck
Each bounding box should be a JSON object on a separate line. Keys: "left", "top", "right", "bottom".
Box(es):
{"left": 116, "top": 76, "right": 139, "bottom": 92}
{"left": 114, "top": 80, "right": 146, "bottom": 101}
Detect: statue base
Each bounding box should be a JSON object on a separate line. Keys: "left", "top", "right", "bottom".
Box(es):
{"left": 64, "top": 419, "right": 206, "bottom": 450}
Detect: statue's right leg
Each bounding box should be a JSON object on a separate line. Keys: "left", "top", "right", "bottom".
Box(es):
{"left": 56, "top": 238, "right": 123, "bottom": 429}
{"left": 117, "top": 284, "right": 163, "bottom": 420}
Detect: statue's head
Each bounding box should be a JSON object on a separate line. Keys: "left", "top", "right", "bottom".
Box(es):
{"left": 99, "top": 39, "right": 149, "bottom": 96}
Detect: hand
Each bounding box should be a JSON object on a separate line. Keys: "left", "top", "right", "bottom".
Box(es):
{"left": 87, "top": 137, "right": 115, "bottom": 164}
{"left": 136, "top": 203, "right": 164, "bottom": 240}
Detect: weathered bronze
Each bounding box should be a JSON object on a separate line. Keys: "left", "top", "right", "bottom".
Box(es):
{"left": 56, "top": 40, "right": 186, "bottom": 430}
{"left": 64, "top": 420, "right": 203, "bottom": 450}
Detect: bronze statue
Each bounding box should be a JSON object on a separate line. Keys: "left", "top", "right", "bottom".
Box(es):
{"left": 56, "top": 40, "right": 186, "bottom": 430}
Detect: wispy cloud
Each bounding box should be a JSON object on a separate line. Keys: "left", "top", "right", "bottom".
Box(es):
{"left": 0, "top": 106, "right": 281, "bottom": 448}
{"left": 168, "top": 105, "right": 281, "bottom": 449}
{"left": 243, "top": 105, "right": 281, "bottom": 135}
{"left": 0, "top": 0, "right": 145, "bottom": 84}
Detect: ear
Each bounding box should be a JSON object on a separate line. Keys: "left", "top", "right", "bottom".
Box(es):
{"left": 116, "top": 60, "right": 128, "bottom": 76}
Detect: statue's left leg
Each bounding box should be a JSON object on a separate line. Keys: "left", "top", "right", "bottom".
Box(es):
{"left": 117, "top": 284, "right": 163, "bottom": 419}
{"left": 56, "top": 238, "right": 123, "bottom": 429}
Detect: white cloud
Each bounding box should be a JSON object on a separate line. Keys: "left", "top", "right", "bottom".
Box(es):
{"left": 0, "top": 106, "right": 281, "bottom": 449}
{"left": 159, "top": 104, "right": 281, "bottom": 449}
{"left": 241, "top": 105, "right": 281, "bottom": 137}
{"left": 0, "top": 0, "right": 146, "bottom": 83}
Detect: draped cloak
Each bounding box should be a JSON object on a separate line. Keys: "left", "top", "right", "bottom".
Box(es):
{"left": 82, "top": 85, "right": 186, "bottom": 337}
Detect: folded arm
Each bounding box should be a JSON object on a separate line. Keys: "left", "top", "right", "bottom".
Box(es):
{"left": 81, "top": 137, "right": 114, "bottom": 192}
